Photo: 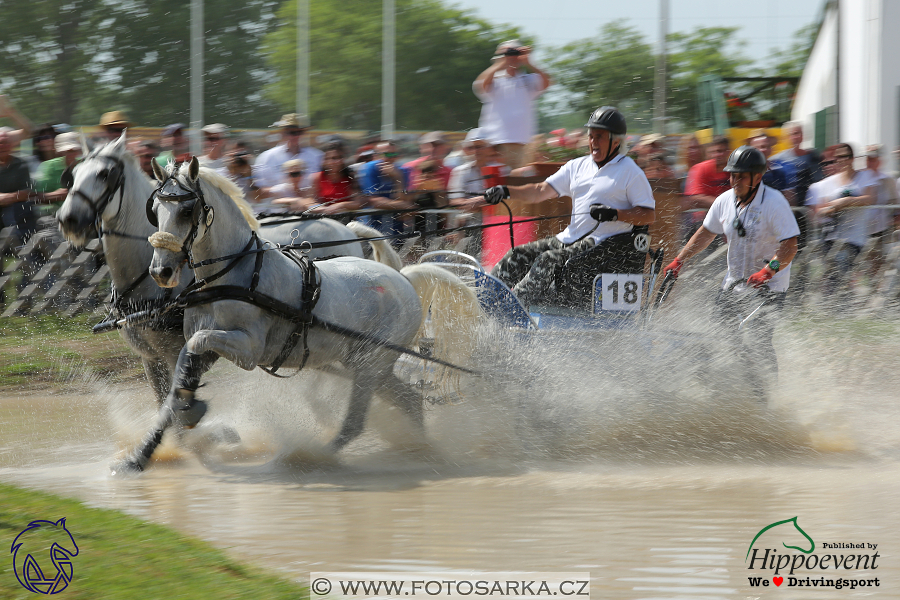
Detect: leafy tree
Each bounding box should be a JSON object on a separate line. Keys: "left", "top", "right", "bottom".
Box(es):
{"left": 0, "top": 0, "right": 107, "bottom": 124}
{"left": 0, "top": 0, "right": 283, "bottom": 127}
{"left": 665, "top": 26, "right": 753, "bottom": 126}
{"left": 549, "top": 21, "right": 655, "bottom": 130}
{"left": 768, "top": 21, "right": 819, "bottom": 78}
{"left": 262, "top": 0, "right": 522, "bottom": 131}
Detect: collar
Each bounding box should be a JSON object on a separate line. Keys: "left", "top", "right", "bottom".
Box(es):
{"left": 592, "top": 153, "right": 623, "bottom": 171}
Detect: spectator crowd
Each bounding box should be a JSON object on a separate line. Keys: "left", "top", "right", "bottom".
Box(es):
{"left": 1, "top": 36, "right": 898, "bottom": 301}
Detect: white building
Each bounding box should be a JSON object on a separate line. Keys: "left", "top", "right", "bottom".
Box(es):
{"left": 792, "top": 0, "right": 900, "bottom": 166}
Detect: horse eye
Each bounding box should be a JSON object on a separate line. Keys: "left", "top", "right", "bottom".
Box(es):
{"left": 98, "top": 168, "right": 110, "bottom": 180}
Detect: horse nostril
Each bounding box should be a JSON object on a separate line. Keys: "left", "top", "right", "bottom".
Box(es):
{"left": 158, "top": 267, "right": 173, "bottom": 281}
{"left": 60, "top": 215, "right": 77, "bottom": 230}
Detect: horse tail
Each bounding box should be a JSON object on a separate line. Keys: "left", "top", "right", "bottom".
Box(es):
{"left": 400, "top": 264, "right": 483, "bottom": 391}
{"left": 346, "top": 220, "right": 403, "bottom": 271}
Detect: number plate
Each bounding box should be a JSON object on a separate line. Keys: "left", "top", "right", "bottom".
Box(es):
{"left": 594, "top": 273, "right": 643, "bottom": 313}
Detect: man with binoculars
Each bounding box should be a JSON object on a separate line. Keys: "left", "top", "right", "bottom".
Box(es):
{"left": 473, "top": 39, "right": 551, "bottom": 169}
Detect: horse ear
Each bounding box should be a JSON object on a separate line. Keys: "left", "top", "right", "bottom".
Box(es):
{"left": 79, "top": 129, "right": 89, "bottom": 156}
{"left": 112, "top": 129, "right": 127, "bottom": 151}
{"left": 151, "top": 158, "right": 165, "bottom": 181}
{"left": 188, "top": 156, "right": 200, "bottom": 182}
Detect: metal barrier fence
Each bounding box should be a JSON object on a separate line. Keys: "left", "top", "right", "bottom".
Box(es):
{"left": 2, "top": 205, "right": 900, "bottom": 319}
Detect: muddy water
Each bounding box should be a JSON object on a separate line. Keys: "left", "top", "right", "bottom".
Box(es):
{"left": 1, "top": 319, "right": 899, "bottom": 598}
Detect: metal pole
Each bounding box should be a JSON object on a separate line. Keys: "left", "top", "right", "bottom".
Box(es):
{"left": 653, "top": 0, "right": 668, "bottom": 134}
{"left": 382, "top": 0, "right": 395, "bottom": 139}
{"left": 296, "top": 0, "right": 309, "bottom": 116}
{"left": 190, "top": 0, "right": 204, "bottom": 156}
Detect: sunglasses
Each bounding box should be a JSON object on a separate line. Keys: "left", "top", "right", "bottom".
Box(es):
{"left": 382, "top": 151, "right": 399, "bottom": 158}
{"left": 288, "top": 171, "right": 304, "bottom": 177}
{"left": 286, "top": 130, "right": 305, "bottom": 136}
{"left": 732, "top": 217, "right": 747, "bottom": 237}
{"left": 834, "top": 154, "right": 853, "bottom": 160}
{"left": 105, "top": 127, "right": 126, "bottom": 134}
{"left": 205, "top": 136, "right": 221, "bottom": 142}
{"left": 36, "top": 134, "right": 55, "bottom": 142}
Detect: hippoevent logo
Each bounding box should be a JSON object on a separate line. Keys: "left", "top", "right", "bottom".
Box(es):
{"left": 745, "top": 517, "right": 880, "bottom": 590}
{"left": 10, "top": 518, "right": 79, "bottom": 594}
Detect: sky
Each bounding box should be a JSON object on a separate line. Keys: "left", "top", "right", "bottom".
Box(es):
{"left": 449, "top": 0, "right": 826, "bottom": 68}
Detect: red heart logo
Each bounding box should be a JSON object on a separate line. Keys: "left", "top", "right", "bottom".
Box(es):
{"left": 773, "top": 577, "right": 783, "bottom": 586}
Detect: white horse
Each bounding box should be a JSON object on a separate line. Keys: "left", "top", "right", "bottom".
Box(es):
{"left": 56, "top": 133, "right": 401, "bottom": 404}
{"left": 122, "top": 158, "right": 481, "bottom": 471}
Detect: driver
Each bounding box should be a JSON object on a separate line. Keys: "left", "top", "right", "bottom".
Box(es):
{"left": 664, "top": 146, "right": 800, "bottom": 399}
{"left": 456, "top": 106, "right": 655, "bottom": 307}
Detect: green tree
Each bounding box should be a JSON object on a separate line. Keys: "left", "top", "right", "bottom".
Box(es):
{"left": 262, "top": 0, "right": 522, "bottom": 131}
{"left": 0, "top": 0, "right": 108, "bottom": 124}
{"left": 0, "top": 0, "right": 283, "bottom": 127}
{"left": 769, "top": 21, "right": 819, "bottom": 78}
{"left": 549, "top": 21, "right": 655, "bottom": 131}
{"left": 665, "top": 26, "right": 753, "bottom": 126}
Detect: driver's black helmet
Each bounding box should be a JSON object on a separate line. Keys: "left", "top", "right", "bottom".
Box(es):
{"left": 584, "top": 106, "right": 626, "bottom": 135}
{"left": 724, "top": 146, "right": 767, "bottom": 174}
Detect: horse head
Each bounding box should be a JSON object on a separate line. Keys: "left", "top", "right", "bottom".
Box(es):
{"left": 148, "top": 157, "right": 208, "bottom": 288}
{"left": 57, "top": 131, "right": 131, "bottom": 245}
{"left": 11, "top": 518, "right": 79, "bottom": 594}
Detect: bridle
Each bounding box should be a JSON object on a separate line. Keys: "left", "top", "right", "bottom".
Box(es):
{"left": 147, "top": 169, "right": 215, "bottom": 259}
{"left": 63, "top": 154, "right": 137, "bottom": 240}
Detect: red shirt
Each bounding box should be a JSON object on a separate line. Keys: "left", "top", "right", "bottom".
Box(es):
{"left": 318, "top": 174, "right": 355, "bottom": 203}
{"left": 684, "top": 159, "right": 730, "bottom": 198}
{"left": 404, "top": 156, "right": 452, "bottom": 190}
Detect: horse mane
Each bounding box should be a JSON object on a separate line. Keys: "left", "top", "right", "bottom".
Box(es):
{"left": 174, "top": 162, "right": 260, "bottom": 231}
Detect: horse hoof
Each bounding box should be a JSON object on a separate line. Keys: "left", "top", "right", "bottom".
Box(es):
{"left": 110, "top": 458, "right": 144, "bottom": 476}
{"left": 175, "top": 399, "right": 208, "bottom": 429}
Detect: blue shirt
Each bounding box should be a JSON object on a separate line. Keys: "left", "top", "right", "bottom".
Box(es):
{"left": 362, "top": 160, "right": 408, "bottom": 198}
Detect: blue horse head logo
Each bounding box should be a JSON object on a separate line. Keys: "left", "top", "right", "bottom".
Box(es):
{"left": 11, "top": 518, "right": 79, "bottom": 594}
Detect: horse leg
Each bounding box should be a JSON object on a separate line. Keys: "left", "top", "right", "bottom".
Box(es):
{"left": 377, "top": 373, "right": 425, "bottom": 435}
{"left": 327, "top": 372, "right": 375, "bottom": 452}
{"left": 115, "top": 347, "right": 218, "bottom": 473}
{"left": 141, "top": 358, "right": 171, "bottom": 406}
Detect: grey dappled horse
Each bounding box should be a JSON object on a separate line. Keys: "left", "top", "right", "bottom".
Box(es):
{"left": 121, "top": 158, "right": 480, "bottom": 472}
{"left": 57, "top": 133, "right": 398, "bottom": 404}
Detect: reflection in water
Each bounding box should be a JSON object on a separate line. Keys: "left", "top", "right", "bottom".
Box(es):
{"left": 1, "top": 316, "right": 899, "bottom": 598}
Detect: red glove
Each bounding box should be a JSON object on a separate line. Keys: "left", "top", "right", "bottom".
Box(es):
{"left": 747, "top": 266, "right": 775, "bottom": 288}
{"left": 664, "top": 258, "right": 684, "bottom": 278}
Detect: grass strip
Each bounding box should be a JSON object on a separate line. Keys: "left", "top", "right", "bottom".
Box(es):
{"left": 0, "top": 482, "right": 306, "bottom": 599}
{"left": 0, "top": 314, "right": 143, "bottom": 390}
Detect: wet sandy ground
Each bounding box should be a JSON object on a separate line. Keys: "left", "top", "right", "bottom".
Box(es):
{"left": 1, "top": 319, "right": 899, "bottom": 598}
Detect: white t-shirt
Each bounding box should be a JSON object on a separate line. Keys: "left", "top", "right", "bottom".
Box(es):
{"left": 809, "top": 171, "right": 877, "bottom": 247}
{"left": 252, "top": 144, "right": 323, "bottom": 190}
{"left": 703, "top": 185, "right": 800, "bottom": 292}
{"left": 545, "top": 154, "right": 655, "bottom": 244}
{"left": 448, "top": 161, "right": 486, "bottom": 199}
{"left": 474, "top": 71, "right": 545, "bottom": 145}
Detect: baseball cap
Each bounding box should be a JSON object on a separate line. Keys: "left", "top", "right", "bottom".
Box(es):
{"left": 99, "top": 111, "right": 132, "bottom": 128}
{"left": 55, "top": 132, "right": 82, "bottom": 153}
{"left": 201, "top": 123, "right": 229, "bottom": 136}
{"left": 492, "top": 39, "right": 524, "bottom": 60}
{"left": 464, "top": 128, "right": 487, "bottom": 143}
{"left": 162, "top": 123, "right": 185, "bottom": 136}
{"left": 420, "top": 131, "right": 446, "bottom": 145}
{"left": 865, "top": 144, "right": 883, "bottom": 157}
{"left": 282, "top": 158, "right": 307, "bottom": 173}
{"left": 639, "top": 133, "right": 665, "bottom": 146}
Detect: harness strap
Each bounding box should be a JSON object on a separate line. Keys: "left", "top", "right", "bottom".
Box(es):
{"left": 261, "top": 253, "right": 319, "bottom": 376}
